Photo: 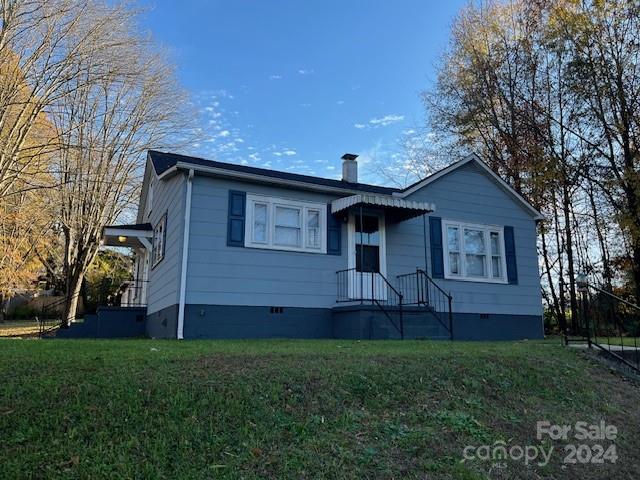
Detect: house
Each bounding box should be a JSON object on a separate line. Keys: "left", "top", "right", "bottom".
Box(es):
{"left": 101, "top": 150, "right": 544, "bottom": 340}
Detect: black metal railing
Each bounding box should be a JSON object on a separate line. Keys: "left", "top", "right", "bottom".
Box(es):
{"left": 570, "top": 277, "right": 640, "bottom": 373}
{"left": 40, "top": 296, "right": 66, "bottom": 319}
{"left": 336, "top": 268, "right": 404, "bottom": 338}
{"left": 397, "top": 268, "right": 453, "bottom": 339}
{"left": 116, "top": 279, "right": 148, "bottom": 307}
{"left": 38, "top": 316, "right": 64, "bottom": 337}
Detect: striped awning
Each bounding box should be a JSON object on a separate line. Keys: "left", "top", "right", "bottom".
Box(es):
{"left": 331, "top": 194, "right": 435, "bottom": 222}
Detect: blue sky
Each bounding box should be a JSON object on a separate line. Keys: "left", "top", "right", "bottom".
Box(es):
{"left": 140, "top": 1, "right": 465, "bottom": 184}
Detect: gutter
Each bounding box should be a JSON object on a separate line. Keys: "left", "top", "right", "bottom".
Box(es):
{"left": 177, "top": 169, "right": 194, "bottom": 340}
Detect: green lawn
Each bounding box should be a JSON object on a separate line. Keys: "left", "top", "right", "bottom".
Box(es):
{"left": 1, "top": 339, "right": 639, "bottom": 479}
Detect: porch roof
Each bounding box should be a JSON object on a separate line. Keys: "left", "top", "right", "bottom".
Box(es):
{"left": 331, "top": 194, "right": 435, "bottom": 222}
{"left": 102, "top": 223, "right": 152, "bottom": 250}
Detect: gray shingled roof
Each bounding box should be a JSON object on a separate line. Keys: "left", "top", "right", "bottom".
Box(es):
{"left": 148, "top": 150, "right": 400, "bottom": 195}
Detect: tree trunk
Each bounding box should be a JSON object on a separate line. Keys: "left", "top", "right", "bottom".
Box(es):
{"left": 541, "top": 229, "right": 565, "bottom": 335}
{"left": 586, "top": 182, "right": 613, "bottom": 289}
{"left": 561, "top": 181, "right": 579, "bottom": 334}
{"left": 633, "top": 242, "right": 640, "bottom": 306}
{"left": 63, "top": 269, "right": 84, "bottom": 327}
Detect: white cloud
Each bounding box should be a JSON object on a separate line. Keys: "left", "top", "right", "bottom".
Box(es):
{"left": 298, "top": 69, "right": 314, "bottom": 75}
{"left": 368, "top": 114, "right": 405, "bottom": 127}
{"left": 248, "top": 153, "right": 260, "bottom": 161}
{"left": 299, "top": 103, "right": 312, "bottom": 108}
{"left": 272, "top": 148, "right": 296, "bottom": 157}
{"left": 269, "top": 74, "right": 283, "bottom": 80}
{"left": 218, "top": 130, "right": 231, "bottom": 137}
{"left": 354, "top": 114, "right": 405, "bottom": 130}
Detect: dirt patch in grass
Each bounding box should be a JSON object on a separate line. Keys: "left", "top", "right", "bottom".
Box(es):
{"left": 0, "top": 322, "right": 40, "bottom": 337}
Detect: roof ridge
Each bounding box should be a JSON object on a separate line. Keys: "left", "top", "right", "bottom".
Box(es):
{"left": 148, "top": 150, "right": 401, "bottom": 194}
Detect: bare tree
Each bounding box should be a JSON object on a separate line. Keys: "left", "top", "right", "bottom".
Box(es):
{"left": 0, "top": 0, "right": 134, "bottom": 198}
{"left": 557, "top": 0, "right": 640, "bottom": 303}
{"left": 49, "top": 4, "right": 192, "bottom": 325}
{"left": 418, "top": 0, "right": 640, "bottom": 330}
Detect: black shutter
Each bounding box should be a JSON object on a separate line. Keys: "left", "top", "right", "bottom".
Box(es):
{"left": 429, "top": 216, "right": 444, "bottom": 278}
{"left": 504, "top": 225, "right": 518, "bottom": 284}
{"left": 227, "top": 190, "right": 246, "bottom": 247}
{"left": 327, "top": 204, "right": 341, "bottom": 255}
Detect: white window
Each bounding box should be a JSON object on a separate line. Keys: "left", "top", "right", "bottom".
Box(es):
{"left": 245, "top": 194, "right": 326, "bottom": 253}
{"left": 306, "top": 209, "right": 321, "bottom": 249}
{"left": 145, "top": 182, "right": 154, "bottom": 219}
{"left": 152, "top": 214, "right": 166, "bottom": 267}
{"left": 252, "top": 202, "right": 268, "bottom": 243}
{"left": 443, "top": 221, "right": 507, "bottom": 283}
{"left": 274, "top": 205, "right": 301, "bottom": 247}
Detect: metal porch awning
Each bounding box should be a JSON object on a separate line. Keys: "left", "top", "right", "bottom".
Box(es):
{"left": 102, "top": 223, "right": 153, "bottom": 250}
{"left": 331, "top": 194, "right": 435, "bottom": 222}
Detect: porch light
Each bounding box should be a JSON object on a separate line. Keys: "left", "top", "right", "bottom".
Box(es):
{"left": 118, "top": 235, "right": 128, "bottom": 243}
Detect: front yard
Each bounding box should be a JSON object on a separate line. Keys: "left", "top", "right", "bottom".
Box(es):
{"left": 1, "top": 339, "right": 638, "bottom": 479}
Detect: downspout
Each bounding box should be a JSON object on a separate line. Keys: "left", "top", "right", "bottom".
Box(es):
{"left": 177, "top": 169, "right": 194, "bottom": 340}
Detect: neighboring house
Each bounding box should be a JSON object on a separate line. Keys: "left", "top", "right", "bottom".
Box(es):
{"left": 102, "top": 150, "right": 544, "bottom": 340}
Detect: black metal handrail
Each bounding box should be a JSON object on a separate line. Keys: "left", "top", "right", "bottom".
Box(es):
{"left": 336, "top": 268, "right": 404, "bottom": 338}
{"left": 572, "top": 279, "right": 640, "bottom": 373}
{"left": 336, "top": 268, "right": 402, "bottom": 305}
{"left": 397, "top": 268, "right": 453, "bottom": 339}
{"left": 116, "top": 279, "right": 149, "bottom": 307}
{"left": 36, "top": 296, "right": 67, "bottom": 322}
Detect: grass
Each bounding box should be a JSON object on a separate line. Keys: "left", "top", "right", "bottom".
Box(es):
{"left": 1, "top": 339, "right": 639, "bottom": 479}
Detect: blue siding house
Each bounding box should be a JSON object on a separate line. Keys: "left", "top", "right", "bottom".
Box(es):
{"left": 102, "top": 150, "right": 544, "bottom": 340}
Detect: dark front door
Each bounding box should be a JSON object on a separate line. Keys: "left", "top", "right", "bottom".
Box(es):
{"left": 350, "top": 212, "right": 386, "bottom": 300}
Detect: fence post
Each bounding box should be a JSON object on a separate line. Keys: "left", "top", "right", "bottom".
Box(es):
{"left": 371, "top": 271, "right": 375, "bottom": 302}
{"left": 400, "top": 294, "right": 404, "bottom": 340}
{"left": 576, "top": 273, "right": 590, "bottom": 348}
{"left": 448, "top": 294, "right": 453, "bottom": 341}
{"left": 582, "top": 292, "right": 591, "bottom": 348}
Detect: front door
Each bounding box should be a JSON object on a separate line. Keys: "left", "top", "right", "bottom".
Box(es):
{"left": 348, "top": 211, "right": 387, "bottom": 300}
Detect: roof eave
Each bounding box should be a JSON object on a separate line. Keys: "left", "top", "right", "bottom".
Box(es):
{"left": 168, "top": 160, "right": 388, "bottom": 196}
{"left": 400, "top": 154, "right": 544, "bottom": 221}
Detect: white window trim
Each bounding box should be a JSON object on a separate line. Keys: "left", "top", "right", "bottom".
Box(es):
{"left": 152, "top": 214, "right": 166, "bottom": 268}
{"left": 145, "top": 181, "right": 154, "bottom": 220}
{"left": 244, "top": 193, "right": 327, "bottom": 254}
{"left": 442, "top": 220, "right": 508, "bottom": 284}
{"left": 347, "top": 211, "right": 387, "bottom": 277}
